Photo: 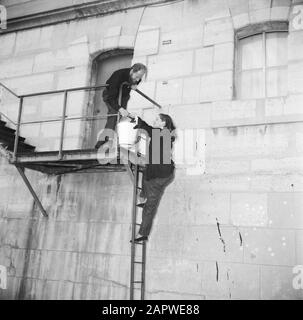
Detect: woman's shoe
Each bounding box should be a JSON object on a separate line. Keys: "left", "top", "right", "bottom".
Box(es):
{"left": 130, "top": 236, "right": 148, "bottom": 243}
{"left": 136, "top": 236, "right": 148, "bottom": 242}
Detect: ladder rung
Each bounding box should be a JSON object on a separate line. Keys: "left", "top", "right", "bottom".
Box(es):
{"left": 134, "top": 242, "right": 143, "bottom": 245}
{"left": 135, "top": 223, "right": 141, "bottom": 226}
{"left": 136, "top": 186, "right": 143, "bottom": 190}
{"left": 134, "top": 261, "right": 143, "bottom": 264}
{"left": 132, "top": 281, "right": 143, "bottom": 284}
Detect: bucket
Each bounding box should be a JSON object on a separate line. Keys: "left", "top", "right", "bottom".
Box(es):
{"left": 117, "top": 117, "right": 148, "bottom": 156}
{"left": 117, "top": 118, "right": 137, "bottom": 146}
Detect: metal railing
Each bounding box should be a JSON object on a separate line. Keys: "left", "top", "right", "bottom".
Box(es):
{"left": 0, "top": 82, "right": 18, "bottom": 126}
{"left": 19, "top": 84, "right": 113, "bottom": 161}
{"left": 0, "top": 82, "right": 112, "bottom": 161}
{"left": 0, "top": 81, "right": 163, "bottom": 163}
{"left": 0, "top": 110, "right": 17, "bottom": 126}
{"left": 0, "top": 82, "right": 20, "bottom": 99}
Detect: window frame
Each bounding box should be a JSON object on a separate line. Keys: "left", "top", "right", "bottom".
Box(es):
{"left": 234, "top": 21, "right": 289, "bottom": 99}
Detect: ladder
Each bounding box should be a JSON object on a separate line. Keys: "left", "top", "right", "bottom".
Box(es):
{"left": 129, "top": 162, "right": 147, "bottom": 300}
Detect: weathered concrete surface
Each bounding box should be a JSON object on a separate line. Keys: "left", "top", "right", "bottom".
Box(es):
{"left": 0, "top": 156, "right": 133, "bottom": 299}
{"left": 0, "top": 0, "right": 303, "bottom": 300}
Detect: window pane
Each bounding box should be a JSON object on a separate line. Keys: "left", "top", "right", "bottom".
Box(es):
{"left": 239, "top": 34, "right": 263, "bottom": 70}
{"left": 266, "top": 32, "right": 288, "bottom": 67}
{"left": 237, "top": 70, "right": 265, "bottom": 99}
{"left": 266, "top": 67, "right": 287, "bottom": 97}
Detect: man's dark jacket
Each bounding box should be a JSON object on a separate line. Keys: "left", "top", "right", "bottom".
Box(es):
{"left": 102, "top": 68, "right": 141, "bottom": 111}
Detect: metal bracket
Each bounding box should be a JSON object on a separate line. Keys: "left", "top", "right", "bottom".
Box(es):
{"left": 15, "top": 165, "right": 48, "bottom": 217}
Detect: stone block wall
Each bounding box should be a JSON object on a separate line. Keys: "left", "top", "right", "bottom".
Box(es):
{"left": 0, "top": 0, "right": 303, "bottom": 299}
{"left": 0, "top": 155, "right": 133, "bottom": 299}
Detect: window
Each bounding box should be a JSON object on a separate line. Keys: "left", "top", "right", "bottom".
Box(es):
{"left": 236, "top": 31, "right": 288, "bottom": 99}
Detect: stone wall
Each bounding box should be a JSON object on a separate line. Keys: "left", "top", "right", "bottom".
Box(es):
{"left": 0, "top": 0, "right": 303, "bottom": 299}
{"left": 0, "top": 155, "right": 133, "bottom": 299}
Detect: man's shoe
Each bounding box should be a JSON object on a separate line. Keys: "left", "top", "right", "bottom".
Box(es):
{"left": 95, "top": 140, "right": 107, "bottom": 149}
{"left": 95, "top": 136, "right": 111, "bottom": 149}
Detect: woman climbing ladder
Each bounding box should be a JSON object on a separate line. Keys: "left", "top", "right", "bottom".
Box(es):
{"left": 131, "top": 113, "right": 176, "bottom": 242}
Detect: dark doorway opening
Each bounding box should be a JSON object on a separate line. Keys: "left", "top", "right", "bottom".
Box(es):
{"left": 87, "top": 49, "right": 133, "bottom": 148}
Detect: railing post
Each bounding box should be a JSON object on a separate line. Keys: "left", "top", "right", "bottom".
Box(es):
{"left": 116, "top": 112, "right": 120, "bottom": 160}
{"left": 59, "top": 91, "right": 68, "bottom": 160}
{"left": 13, "top": 96, "right": 23, "bottom": 162}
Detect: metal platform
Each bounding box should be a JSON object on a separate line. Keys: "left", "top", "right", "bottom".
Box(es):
{"left": 13, "top": 148, "right": 125, "bottom": 175}
{"left": 12, "top": 146, "right": 146, "bottom": 175}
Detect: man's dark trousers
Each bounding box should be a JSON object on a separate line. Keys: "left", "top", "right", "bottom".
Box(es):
{"left": 104, "top": 101, "right": 120, "bottom": 131}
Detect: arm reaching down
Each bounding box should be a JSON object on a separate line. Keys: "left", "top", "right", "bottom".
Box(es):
{"left": 133, "top": 116, "right": 153, "bottom": 137}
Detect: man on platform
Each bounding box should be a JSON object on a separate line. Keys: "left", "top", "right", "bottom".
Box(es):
{"left": 95, "top": 63, "right": 147, "bottom": 149}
